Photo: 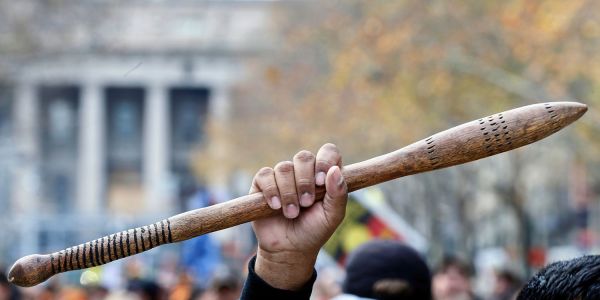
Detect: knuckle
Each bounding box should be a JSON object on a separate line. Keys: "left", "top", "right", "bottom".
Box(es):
{"left": 316, "top": 158, "right": 334, "bottom": 168}
{"left": 294, "top": 150, "right": 315, "bottom": 162}
{"left": 280, "top": 192, "right": 298, "bottom": 201}
{"left": 296, "top": 178, "right": 314, "bottom": 189}
{"left": 274, "top": 161, "right": 294, "bottom": 173}
{"left": 261, "top": 184, "right": 279, "bottom": 195}
{"left": 257, "top": 167, "right": 273, "bottom": 177}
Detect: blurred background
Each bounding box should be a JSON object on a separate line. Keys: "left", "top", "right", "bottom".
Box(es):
{"left": 0, "top": 0, "right": 599, "bottom": 299}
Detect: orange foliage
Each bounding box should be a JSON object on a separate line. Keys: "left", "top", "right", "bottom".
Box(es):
{"left": 196, "top": 0, "right": 600, "bottom": 183}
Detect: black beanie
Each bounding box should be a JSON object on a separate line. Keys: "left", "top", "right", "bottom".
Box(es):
{"left": 342, "top": 240, "right": 432, "bottom": 300}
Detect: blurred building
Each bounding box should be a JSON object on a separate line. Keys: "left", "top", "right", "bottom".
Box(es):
{"left": 0, "top": 0, "right": 274, "bottom": 267}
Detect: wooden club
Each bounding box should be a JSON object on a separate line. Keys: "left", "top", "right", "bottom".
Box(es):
{"left": 8, "top": 101, "right": 587, "bottom": 287}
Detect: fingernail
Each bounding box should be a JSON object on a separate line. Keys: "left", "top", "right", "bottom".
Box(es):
{"left": 337, "top": 170, "right": 345, "bottom": 187}
{"left": 300, "top": 193, "right": 313, "bottom": 207}
{"left": 270, "top": 196, "right": 281, "bottom": 209}
{"left": 316, "top": 172, "right": 326, "bottom": 186}
{"left": 285, "top": 203, "right": 299, "bottom": 219}
{"left": 330, "top": 166, "right": 343, "bottom": 187}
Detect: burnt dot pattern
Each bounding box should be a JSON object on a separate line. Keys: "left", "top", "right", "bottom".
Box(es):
{"left": 425, "top": 136, "right": 440, "bottom": 167}
{"left": 544, "top": 103, "right": 561, "bottom": 132}
{"left": 49, "top": 218, "right": 174, "bottom": 274}
{"left": 480, "top": 113, "right": 512, "bottom": 154}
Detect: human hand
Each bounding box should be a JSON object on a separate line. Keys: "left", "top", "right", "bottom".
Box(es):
{"left": 249, "top": 143, "right": 348, "bottom": 290}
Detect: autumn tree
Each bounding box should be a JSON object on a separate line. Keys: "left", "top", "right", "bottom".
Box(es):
{"left": 198, "top": 0, "right": 600, "bottom": 274}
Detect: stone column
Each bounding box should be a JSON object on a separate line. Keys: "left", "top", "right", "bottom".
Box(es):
{"left": 144, "top": 83, "right": 170, "bottom": 214}
{"left": 77, "top": 82, "right": 104, "bottom": 214}
{"left": 206, "top": 85, "right": 230, "bottom": 198}
{"left": 13, "top": 80, "right": 40, "bottom": 254}
{"left": 13, "top": 81, "right": 40, "bottom": 213}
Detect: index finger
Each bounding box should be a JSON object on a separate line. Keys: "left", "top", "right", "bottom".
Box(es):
{"left": 315, "top": 143, "right": 342, "bottom": 186}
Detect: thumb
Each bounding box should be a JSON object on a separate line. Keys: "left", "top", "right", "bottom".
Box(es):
{"left": 323, "top": 166, "right": 348, "bottom": 227}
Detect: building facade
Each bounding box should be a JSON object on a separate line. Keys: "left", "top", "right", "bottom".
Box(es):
{"left": 0, "top": 0, "right": 274, "bottom": 267}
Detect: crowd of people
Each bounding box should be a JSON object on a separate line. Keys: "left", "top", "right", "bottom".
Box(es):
{"left": 0, "top": 252, "right": 527, "bottom": 300}
{"left": 0, "top": 265, "right": 243, "bottom": 300}
{"left": 1, "top": 246, "right": 594, "bottom": 300}
{"left": 2, "top": 143, "right": 598, "bottom": 300}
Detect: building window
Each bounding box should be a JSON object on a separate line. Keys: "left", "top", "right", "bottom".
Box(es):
{"left": 0, "top": 85, "right": 13, "bottom": 213}
{"left": 39, "top": 85, "right": 80, "bottom": 212}
{"left": 0, "top": 85, "right": 12, "bottom": 140}
{"left": 105, "top": 87, "right": 145, "bottom": 211}
{"left": 170, "top": 87, "right": 210, "bottom": 202}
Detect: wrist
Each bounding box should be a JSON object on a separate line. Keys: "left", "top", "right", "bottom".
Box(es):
{"left": 255, "top": 247, "right": 317, "bottom": 291}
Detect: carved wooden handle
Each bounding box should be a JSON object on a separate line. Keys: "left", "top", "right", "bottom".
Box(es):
{"left": 9, "top": 102, "right": 587, "bottom": 287}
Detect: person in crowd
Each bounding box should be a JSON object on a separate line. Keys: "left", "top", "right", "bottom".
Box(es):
{"left": 490, "top": 269, "right": 521, "bottom": 300}
{"left": 239, "top": 143, "right": 432, "bottom": 299}
{"left": 85, "top": 285, "right": 110, "bottom": 300}
{"left": 0, "top": 269, "right": 21, "bottom": 300}
{"left": 37, "top": 282, "right": 61, "bottom": 300}
{"left": 197, "top": 266, "right": 242, "bottom": 300}
{"left": 311, "top": 266, "right": 342, "bottom": 300}
{"left": 168, "top": 272, "right": 198, "bottom": 300}
{"left": 517, "top": 255, "right": 600, "bottom": 300}
{"left": 332, "top": 240, "right": 431, "bottom": 300}
{"left": 127, "top": 278, "right": 165, "bottom": 300}
{"left": 432, "top": 256, "right": 479, "bottom": 300}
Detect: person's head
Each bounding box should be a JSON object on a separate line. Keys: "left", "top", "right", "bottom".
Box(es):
{"left": 432, "top": 256, "right": 474, "bottom": 300}
{"left": 208, "top": 267, "right": 242, "bottom": 300}
{"left": 493, "top": 268, "right": 521, "bottom": 297}
{"left": 342, "top": 240, "right": 432, "bottom": 300}
{"left": 1, "top": 269, "right": 21, "bottom": 300}
{"left": 0, "top": 270, "right": 11, "bottom": 299}
{"left": 517, "top": 255, "right": 600, "bottom": 300}
{"left": 127, "top": 279, "right": 164, "bottom": 300}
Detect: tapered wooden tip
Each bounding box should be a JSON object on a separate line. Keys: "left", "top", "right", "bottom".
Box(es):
{"left": 528, "top": 101, "right": 587, "bottom": 139}
{"left": 8, "top": 254, "right": 54, "bottom": 287}
{"left": 574, "top": 102, "right": 587, "bottom": 118}
{"left": 557, "top": 101, "right": 587, "bottom": 122}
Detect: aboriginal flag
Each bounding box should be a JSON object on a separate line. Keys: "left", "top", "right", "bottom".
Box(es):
{"left": 323, "top": 187, "right": 425, "bottom": 265}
